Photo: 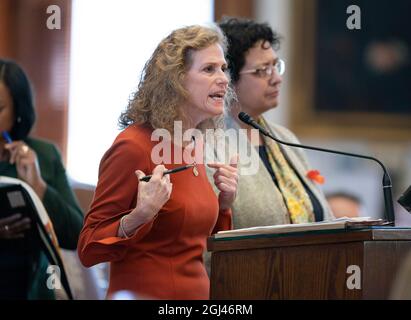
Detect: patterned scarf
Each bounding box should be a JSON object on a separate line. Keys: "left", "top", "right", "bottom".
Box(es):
{"left": 257, "top": 117, "right": 315, "bottom": 223}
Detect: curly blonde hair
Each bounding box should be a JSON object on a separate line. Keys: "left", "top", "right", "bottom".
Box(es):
{"left": 119, "top": 24, "right": 229, "bottom": 133}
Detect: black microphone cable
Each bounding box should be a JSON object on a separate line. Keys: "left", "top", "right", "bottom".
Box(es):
{"left": 238, "top": 111, "right": 396, "bottom": 225}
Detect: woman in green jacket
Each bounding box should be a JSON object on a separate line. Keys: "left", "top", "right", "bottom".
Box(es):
{"left": 0, "top": 59, "right": 83, "bottom": 299}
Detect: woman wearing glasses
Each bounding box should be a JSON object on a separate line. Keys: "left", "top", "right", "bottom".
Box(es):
{"left": 208, "top": 18, "right": 333, "bottom": 232}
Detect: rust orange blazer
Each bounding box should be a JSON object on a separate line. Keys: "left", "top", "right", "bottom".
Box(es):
{"left": 77, "top": 124, "right": 232, "bottom": 299}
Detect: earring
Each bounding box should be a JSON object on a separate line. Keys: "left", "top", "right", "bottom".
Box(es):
{"left": 17, "top": 117, "right": 21, "bottom": 123}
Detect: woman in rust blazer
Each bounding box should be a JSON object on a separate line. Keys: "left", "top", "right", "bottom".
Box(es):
{"left": 77, "top": 25, "right": 238, "bottom": 300}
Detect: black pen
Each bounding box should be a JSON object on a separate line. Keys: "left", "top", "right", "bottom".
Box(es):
{"left": 139, "top": 163, "right": 196, "bottom": 182}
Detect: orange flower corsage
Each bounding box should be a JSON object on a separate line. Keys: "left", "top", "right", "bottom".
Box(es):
{"left": 307, "top": 170, "right": 325, "bottom": 184}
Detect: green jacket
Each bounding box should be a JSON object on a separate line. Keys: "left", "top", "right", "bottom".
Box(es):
{"left": 0, "top": 137, "right": 83, "bottom": 299}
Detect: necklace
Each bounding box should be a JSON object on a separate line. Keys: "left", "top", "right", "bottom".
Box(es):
{"left": 191, "top": 136, "right": 199, "bottom": 177}
{"left": 193, "top": 165, "right": 199, "bottom": 177}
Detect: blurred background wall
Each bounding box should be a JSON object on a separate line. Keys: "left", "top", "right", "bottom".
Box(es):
{"left": 255, "top": 0, "right": 411, "bottom": 224}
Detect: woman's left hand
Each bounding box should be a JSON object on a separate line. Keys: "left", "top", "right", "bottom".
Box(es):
{"left": 207, "top": 155, "right": 239, "bottom": 210}
{"left": 5, "top": 141, "right": 47, "bottom": 199}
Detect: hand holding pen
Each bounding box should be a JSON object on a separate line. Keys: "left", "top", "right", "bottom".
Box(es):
{"left": 139, "top": 137, "right": 197, "bottom": 182}
{"left": 139, "top": 163, "right": 196, "bottom": 182}
{"left": 2, "top": 130, "right": 30, "bottom": 163}
{"left": 1, "top": 130, "right": 47, "bottom": 199}
{"left": 120, "top": 165, "right": 173, "bottom": 237}
{"left": 118, "top": 138, "right": 197, "bottom": 237}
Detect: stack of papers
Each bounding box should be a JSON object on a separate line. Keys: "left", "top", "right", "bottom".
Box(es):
{"left": 214, "top": 217, "right": 391, "bottom": 239}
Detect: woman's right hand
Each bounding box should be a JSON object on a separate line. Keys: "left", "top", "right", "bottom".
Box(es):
{"left": 0, "top": 214, "right": 31, "bottom": 239}
{"left": 120, "top": 165, "right": 172, "bottom": 237}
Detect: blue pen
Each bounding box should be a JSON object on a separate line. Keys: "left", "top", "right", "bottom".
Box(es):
{"left": 1, "top": 131, "right": 12, "bottom": 144}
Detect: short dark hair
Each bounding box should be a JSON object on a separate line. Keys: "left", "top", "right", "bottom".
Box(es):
{"left": 0, "top": 59, "right": 36, "bottom": 140}
{"left": 218, "top": 17, "right": 281, "bottom": 83}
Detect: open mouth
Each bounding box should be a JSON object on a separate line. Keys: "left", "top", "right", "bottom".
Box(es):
{"left": 209, "top": 92, "right": 225, "bottom": 102}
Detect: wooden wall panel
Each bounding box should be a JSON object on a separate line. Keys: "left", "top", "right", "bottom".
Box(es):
{"left": 0, "top": 0, "right": 16, "bottom": 57}
{"left": 214, "top": 0, "right": 255, "bottom": 22}
{"left": 0, "top": 0, "right": 71, "bottom": 162}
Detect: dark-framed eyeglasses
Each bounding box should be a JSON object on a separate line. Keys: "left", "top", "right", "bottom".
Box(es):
{"left": 240, "top": 59, "right": 285, "bottom": 78}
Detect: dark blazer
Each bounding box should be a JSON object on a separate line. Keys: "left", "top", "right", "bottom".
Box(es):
{"left": 0, "top": 137, "right": 83, "bottom": 299}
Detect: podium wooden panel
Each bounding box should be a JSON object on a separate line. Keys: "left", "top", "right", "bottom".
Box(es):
{"left": 208, "top": 228, "right": 411, "bottom": 299}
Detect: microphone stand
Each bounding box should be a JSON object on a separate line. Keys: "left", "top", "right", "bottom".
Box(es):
{"left": 238, "top": 112, "right": 395, "bottom": 225}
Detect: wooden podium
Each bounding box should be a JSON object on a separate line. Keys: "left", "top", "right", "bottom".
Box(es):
{"left": 208, "top": 228, "right": 411, "bottom": 299}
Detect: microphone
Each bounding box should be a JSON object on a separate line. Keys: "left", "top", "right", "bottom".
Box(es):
{"left": 238, "top": 112, "right": 396, "bottom": 225}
